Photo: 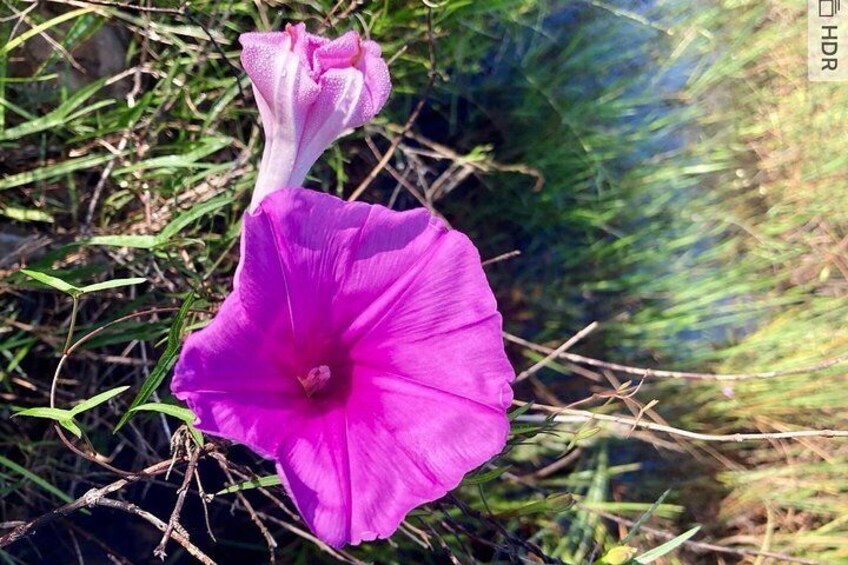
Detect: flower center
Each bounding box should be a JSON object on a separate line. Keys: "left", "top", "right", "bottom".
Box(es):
{"left": 298, "top": 365, "right": 331, "bottom": 398}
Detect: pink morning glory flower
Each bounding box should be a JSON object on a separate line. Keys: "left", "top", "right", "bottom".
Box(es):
{"left": 239, "top": 23, "right": 391, "bottom": 211}
{"left": 170, "top": 24, "right": 514, "bottom": 548}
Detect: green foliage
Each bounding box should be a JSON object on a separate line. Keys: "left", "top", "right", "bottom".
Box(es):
{"left": 20, "top": 269, "right": 145, "bottom": 297}
{"left": 2, "top": 0, "right": 846, "bottom": 562}
{"left": 13, "top": 386, "right": 130, "bottom": 439}
{"left": 116, "top": 292, "right": 196, "bottom": 430}
{"left": 130, "top": 403, "right": 203, "bottom": 445}
{"left": 214, "top": 475, "right": 282, "bottom": 496}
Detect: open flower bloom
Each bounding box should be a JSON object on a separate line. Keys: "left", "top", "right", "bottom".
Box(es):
{"left": 172, "top": 189, "right": 514, "bottom": 547}
{"left": 172, "top": 24, "right": 514, "bottom": 548}
{"left": 240, "top": 24, "right": 391, "bottom": 211}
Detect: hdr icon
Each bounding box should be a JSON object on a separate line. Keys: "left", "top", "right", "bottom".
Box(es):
{"left": 810, "top": 0, "right": 848, "bottom": 80}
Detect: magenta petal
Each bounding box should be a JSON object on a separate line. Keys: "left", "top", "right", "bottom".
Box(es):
{"left": 274, "top": 404, "right": 351, "bottom": 548}
{"left": 350, "top": 226, "right": 515, "bottom": 410}
{"left": 251, "top": 189, "right": 445, "bottom": 341}
{"left": 344, "top": 368, "right": 509, "bottom": 544}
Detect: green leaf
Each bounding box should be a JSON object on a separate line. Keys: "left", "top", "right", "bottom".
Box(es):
{"left": 0, "top": 454, "right": 73, "bottom": 503}
{"left": 0, "top": 7, "right": 96, "bottom": 56}
{"left": 1, "top": 206, "right": 54, "bottom": 223}
{"left": 508, "top": 401, "right": 534, "bottom": 420}
{"left": 85, "top": 196, "right": 230, "bottom": 249}
{"left": 130, "top": 402, "right": 196, "bottom": 424}
{"left": 158, "top": 195, "right": 231, "bottom": 241}
{"left": 12, "top": 407, "right": 75, "bottom": 420}
{"left": 187, "top": 426, "right": 204, "bottom": 447}
{"left": 634, "top": 526, "right": 701, "bottom": 563}
{"left": 0, "top": 77, "right": 111, "bottom": 141}
{"left": 463, "top": 465, "right": 510, "bottom": 485}
{"left": 496, "top": 493, "right": 574, "bottom": 518}
{"left": 621, "top": 490, "right": 671, "bottom": 545}
{"left": 69, "top": 385, "right": 130, "bottom": 416}
{"left": 78, "top": 278, "right": 146, "bottom": 294}
{"left": 115, "top": 293, "right": 195, "bottom": 431}
{"left": 19, "top": 269, "right": 81, "bottom": 296}
{"left": 130, "top": 403, "right": 203, "bottom": 446}
{"left": 0, "top": 153, "right": 115, "bottom": 191}
{"left": 58, "top": 419, "right": 83, "bottom": 439}
{"left": 85, "top": 235, "right": 160, "bottom": 249}
{"left": 214, "top": 474, "right": 281, "bottom": 496}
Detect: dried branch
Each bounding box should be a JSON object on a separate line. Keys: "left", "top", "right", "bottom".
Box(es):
{"left": 347, "top": 8, "right": 437, "bottom": 202}
{"left": 517, "top": 400, "right": 848, "bottom": 442}
{"left": 505, "top": 332, "right": 848, "bottom": 381}
{"left": 154, "top": 445, "right": 202, "bottom": 559}
{"left": 515, "top": 322, "right": 598, "bottom": 382}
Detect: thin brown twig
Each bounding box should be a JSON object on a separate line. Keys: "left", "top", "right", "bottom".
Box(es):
{"left": 505, "top": 332, "right": 848, "bottom": 381}
{"left": 481, "top": 250, "right": 521, "bottom": 267}
{"left": 43, "top": 306, "right": 208, "bottom": 477}
{"left": 516, "top": 400, "right": 848, "bottom": 442}
{"left": 96, "top": 498, "right": 215, "bottom": 565}
{"left": 213, "top": 456, "right": 277, "bottom": 562}
{"left": 516, "top": 322, "right": 598, "bottom": 382}
{"left": 154, "top": 445, "right": 201, "bottom": 559}
{"left": 0, "top": 458, "right": 173, "bottom": 547}
{"left": 347, "top": 8, "right": 437, "bottom": 202}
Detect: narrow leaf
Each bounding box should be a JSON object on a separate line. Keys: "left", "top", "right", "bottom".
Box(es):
{"left": 215, "top": 475, "right": 281, "bottom": 496}
{"left": 85, "top": 234, "right": 160, "bottom": 249}
{"left": 621, "top": 489, "right": 671, "bottom": 544}
{"left": 79, "top": 278, "right": 146, "bottom": 294}
{"left": 20, "top": 269, "right": 80, "bottom": 296}
{"left": 463, "top": 465, "right": 510, "bottom": 485}
{"left": 0, "top": 455, "right": 73, "bottom": 503}
{"left": 158, "top": 195, "right": 231, "bottom": 241}
{"left": 12, "top": 407, "right": 75, "bottom": 420}
{"left": 634, "top": 526, "right": 701, "bottom": 563}
{"left": 58, "top": 419, "right": 83, "bottom": 438}
{"left": 130, "top": 402, "right": 196, "bottom": 424}
{"left": 69, "top": 385, "right": 130, "bottom": 416}
{"left": 115, "top": 293, "right": 195, "bottom": 431}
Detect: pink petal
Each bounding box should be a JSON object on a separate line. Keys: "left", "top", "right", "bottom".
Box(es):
{"left": 288, "top": 68, "right": 365, "bottom": 187}
{"left": 344, "top": 368, "right": 509, "bottom": 544}
{"left": 171, "top": 296, "right": 304, "bottom": 458}
{"left": 275, "top": 403, "right": 352, "bottom": 548}
{"left": 249, "top": 189, "right": 444, "bottom": 341}
{"left": 350, "top": 227, "right": 515, "bottom": 410}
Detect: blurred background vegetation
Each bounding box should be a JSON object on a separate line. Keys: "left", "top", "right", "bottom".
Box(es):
{"left": 1, "top": 0, "right": 847, "bottom": 563}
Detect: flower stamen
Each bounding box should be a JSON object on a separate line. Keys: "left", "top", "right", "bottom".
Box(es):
{"left": 298, "top": 365, "right": 332, "bottom": 397}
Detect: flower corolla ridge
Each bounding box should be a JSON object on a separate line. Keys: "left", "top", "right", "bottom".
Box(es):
{"left": 172, "top": 24, "right": 515, "bottom": 549}
{"left": 239, "top": 23, "right": 391, "bottom": 211}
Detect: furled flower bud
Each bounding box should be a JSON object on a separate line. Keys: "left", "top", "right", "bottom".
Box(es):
{"left": 239, "top": 24, "right": 391, "bottom": 210}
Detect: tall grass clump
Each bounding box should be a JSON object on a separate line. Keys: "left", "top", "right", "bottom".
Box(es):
{"left": 2, "top": 0, "right": 847, "bottom": 563}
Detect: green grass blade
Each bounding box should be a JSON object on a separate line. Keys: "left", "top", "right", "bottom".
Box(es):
{"left": 0, "top": 455, "right": 73, "bottom": 503}
{"left": 115, "top": 292, "right": 195, "bottom": 431}
{"left": 634, "top": 526, "right": 700, "bottom": 563}
{"left": 214, "top": 475, "right": 281, "bottom": 496}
